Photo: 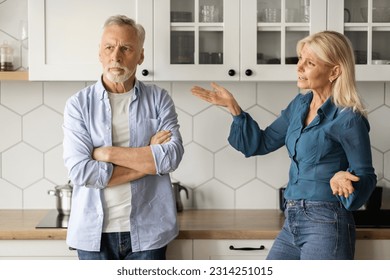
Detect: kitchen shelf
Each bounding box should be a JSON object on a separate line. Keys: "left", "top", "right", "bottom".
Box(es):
{"left": 0, "top": 71, "right": 29, "bottom": 81}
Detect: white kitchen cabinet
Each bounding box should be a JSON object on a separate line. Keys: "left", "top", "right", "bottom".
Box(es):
{"left": 0, "top": 239, "right": 388, "bottom": 260}
{"left": 152, "top": 0, "right": 240, "bottom": 81}
{"left": 28, "top": 0, "right": 390, "bottom": 81}
{"left": 29, "top": 0, "right": 325, "bottom": 81}
{"left": 240, "top": 0, "right": 326, "bottom": 81}
{"left": 0, "top": 239, "right": 191, "bottom": 260}
{"left": 28, "top": 0, "right": 150, "bottom": 81}
{"left": 355, "top": 240, "right": 390, "bottom": 260}
{"left": 166, "top": 239, "right": 193, "bottom": 259}
{"left": 147, "top": 0, "right": 327, "bottom": 81}
{"left": 193, "top": 239, "right": 274, "bottom": 260}
{"left": 0, "top": 240, "right": 77, "bottom": 260}
{"left": 193, "top": 239, "right": 390, "bottom": 260}
{"left": 328, "top": 0, "right": 390, "bottom": 81}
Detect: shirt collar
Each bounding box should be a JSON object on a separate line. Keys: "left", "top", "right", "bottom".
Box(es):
{"left": 318, "top": 96, "right": 338, "bottom": 120}
{"left": 96, "top": 76, "right": 141, "bottom": 100}
{"left": 301, "top": 91, "right": 338, "bottom": 120}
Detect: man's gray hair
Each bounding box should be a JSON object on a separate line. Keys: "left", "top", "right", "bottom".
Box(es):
{"left": 103, "top": 15, "right": 145, "bottom": 47}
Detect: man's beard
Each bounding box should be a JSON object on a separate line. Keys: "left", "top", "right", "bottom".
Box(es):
{"left": 104, "top": 63, "right": 133, "bottom": 83}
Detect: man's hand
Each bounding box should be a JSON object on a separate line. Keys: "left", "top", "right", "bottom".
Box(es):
{"left": 330, "top": 171, "right": 359, "bottom": 198}
{"left": 92, "top": 146, "right": 111, "bottom": 162}
{"left": 150, "top": 130, "right": 171, "bottom": 145}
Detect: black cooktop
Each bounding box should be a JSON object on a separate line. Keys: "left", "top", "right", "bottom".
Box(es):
{"left": 353, "top": 209, "right": 390, "bottom": 228}
{"left": 35, "top": 209, "right": 69, "bottom": 228}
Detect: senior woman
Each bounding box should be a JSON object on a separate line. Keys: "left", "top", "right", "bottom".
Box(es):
{"left": 191, "top": 30, "right": 376, "bottom": 260}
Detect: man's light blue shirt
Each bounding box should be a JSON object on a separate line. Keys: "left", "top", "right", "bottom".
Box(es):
{"left": 228, "top": 92, "right": 376, "bottom": 211}
{"left": 63, "top": 78, "right": 184, "bottom": 252}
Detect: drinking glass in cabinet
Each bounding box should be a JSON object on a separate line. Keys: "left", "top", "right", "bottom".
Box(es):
{"left": 372, "top": 31, "right": 390, "bottom": 63}
{"left": 372, "top": 8, "right": 390, "bottom": 22}
{"left": 346, "top": 0, "right": 390, "bottom": 23}
{"left": 344, "top": 0, "right": 365, "bottom": 23}
{"left": 171, "top": 31, "right": 194, "bottom": 64}
{"left": 344, "top": 0, "right": 390, "bottom": 65}
{"left": 285, "top": 31, "right": 308, "bottom": 64}
{"left": 171, "top": 0, "right": 194, "bottom": 22}
{"left": 200, "top": 5, "right": 218, "bottom": 22}
{"left": 285, "top": 8, "right": 299, "bottom": 23}
{"left": 360, "top": 7, "right": 390, "bottom": 23}
{"left": 300, "top": 0, "right": 310, "bottom": 22}
{"left": 199, "top": 0, "right": 223, "bottom": 23}
{"left": 258, "top": 0, "right": 310, "bottom": 23}
{"left": 345, "top": 31, "right": 369, "bottom": 64}
{"left": 199, "top": 31, "right": 223, "bottom": 64}
{"left": 257, "top": 0, "right": 281, "bottom": 22}
{"left": 257, "top": 31, "right": 281, "bottom": 64}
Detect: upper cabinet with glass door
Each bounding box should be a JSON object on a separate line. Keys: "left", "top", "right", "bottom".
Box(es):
{"left": 328, "top": 0, "right": 390, "bottom": 81}
{"left": 153, "top": 0, "right": 240, "bottom": 80}
{"left": 240, "top": 0, "right": 326, "bottom": 81}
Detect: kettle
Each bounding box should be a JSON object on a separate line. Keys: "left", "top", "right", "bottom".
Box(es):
{"left": 172, "top": 182, "right": 189, "bottom": 212}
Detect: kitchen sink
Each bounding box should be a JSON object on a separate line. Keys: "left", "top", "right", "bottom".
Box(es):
{"left": 353, "top": 210, "right": 390, "bottom": 228}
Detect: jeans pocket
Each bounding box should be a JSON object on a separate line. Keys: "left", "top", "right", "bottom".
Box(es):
{"left": 303, "top": 205, "right": 337, "bottom": 224}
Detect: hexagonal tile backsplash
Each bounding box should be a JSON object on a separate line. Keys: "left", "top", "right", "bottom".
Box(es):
{"left": 1, "top": 80, "right": 390, "bottom": 211}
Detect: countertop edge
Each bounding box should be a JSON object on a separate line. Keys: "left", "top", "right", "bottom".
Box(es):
{"left": 1, "top": 210, "right": 390, "bottom": 241}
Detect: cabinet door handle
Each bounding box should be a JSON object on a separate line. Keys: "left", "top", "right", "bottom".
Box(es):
{"left": 141, "top": 69, "right": 149, "bottom": 76}
{"left": 228, "top": 69, "right": 236, "bottom": 76}
{"left": 229, "top": 245, "right": 265, "bottom": 251}
{"left": 245, "top": 69, "right": 253, "bottom": 76}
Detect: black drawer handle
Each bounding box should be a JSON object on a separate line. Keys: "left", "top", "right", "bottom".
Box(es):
{"left": 229, "top": 245, "right": 265, "bottom": 251}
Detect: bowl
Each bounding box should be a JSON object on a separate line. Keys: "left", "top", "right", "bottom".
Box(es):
{"left": 361, "top": 7, "right": 390, "bottom": 22}
{"left": 372, "top": 60, "right": 390, "bottom": 65}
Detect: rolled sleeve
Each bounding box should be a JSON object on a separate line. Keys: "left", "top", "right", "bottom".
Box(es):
{"left": 337, "top": 115, "right": 377, "bottom": 210}
{"left": 151, "top": 139, "right": 184, "bottom": 175}
{"left": 148, "top": 86, "right": 184, "bottom": 175}
{"left": 63, "top": 93, "right": 113, "bottom": 189}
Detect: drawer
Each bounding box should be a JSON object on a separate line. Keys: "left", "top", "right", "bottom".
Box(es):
{"left": 193, "top": 239, "right": 274, "bottom": 260}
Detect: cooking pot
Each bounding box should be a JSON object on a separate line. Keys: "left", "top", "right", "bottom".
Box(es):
{"left": 48, "top": 180, "right": 73, "bottom": 215}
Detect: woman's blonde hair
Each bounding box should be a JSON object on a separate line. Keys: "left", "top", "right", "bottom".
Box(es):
{"left": 297, "top": 31, "right": 367, "bottom": 117}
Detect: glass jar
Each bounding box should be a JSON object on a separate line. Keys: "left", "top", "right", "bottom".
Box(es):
{"left": 0, "top": 41, "right": 14, "bottom": 71}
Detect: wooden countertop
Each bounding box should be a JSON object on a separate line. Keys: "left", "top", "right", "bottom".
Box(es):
{"left": 0, "top": 210, "right": 67, "bottom": 240}
{"left": 176, "top": 209, "right": 284, "bottom": 239}
{"left": 1, "top": 209, "right": 390, "bottom": 240}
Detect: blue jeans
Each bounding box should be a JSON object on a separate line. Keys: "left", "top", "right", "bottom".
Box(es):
{"left": 77, "top": 232, "right": 167, "bottom": 260}
{"left": 267, "top": 200, "right": 356, "bottom": 260}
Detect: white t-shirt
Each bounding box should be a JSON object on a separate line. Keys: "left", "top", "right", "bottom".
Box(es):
{"left": 102, "top": 89, "right": 134, "bottom": 232}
